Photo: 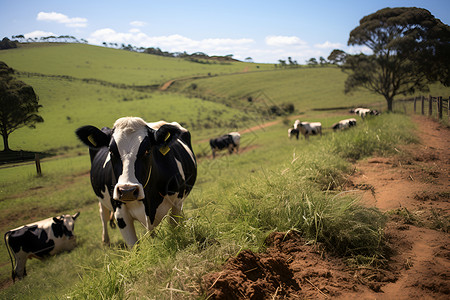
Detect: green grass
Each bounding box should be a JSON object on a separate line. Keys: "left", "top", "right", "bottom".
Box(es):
{"left": 3, "top": 75, "right": 257, "bottom": 152}
{"left": 170, "top": 67, "right": 450, "bottom": 113}
{"left": 0, "top": 43, "right": 273, "bottom": 86}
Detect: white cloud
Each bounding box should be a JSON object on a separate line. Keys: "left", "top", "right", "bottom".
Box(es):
{"left": 130, "top": 21, "right": 147, "bottom": 27}
{"left": 37, "top": 12, "right": 87, "bottom": 28}
{"left": 24, "top": 31, "right": 56, "bottom": 39}
{"left": 265, "top": 35, "right": 307, "bottom": 47}
{"left": 314, "top": 41, "right": 343, "bottom": 49}
{"left": 88, "top": 29, "right": 254, "bottom": 56}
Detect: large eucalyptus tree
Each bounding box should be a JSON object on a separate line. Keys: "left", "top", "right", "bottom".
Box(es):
{"left": 343, "top": 7, "right": 450, "bottom": 111}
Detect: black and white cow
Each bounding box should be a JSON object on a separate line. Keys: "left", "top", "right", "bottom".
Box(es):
{"left": 294, "top": 120, "right": 322, "bottom": 140}
{"left": 4, "top": 212, "right": 80, "bottom": 281}
{"left": 350, "top": 108, "right": 380, "bottom": 119}
{"left": 288, "top": 128, "right": 300, "bottom": 140}
{"left": 332, "top": 118, "right": 357, "bottom": 131}
{"left": 209, "top": 132, "right": 240, "bottom": 159}
{"left": 76, "top": 117, "right": 197, "bottom": 248}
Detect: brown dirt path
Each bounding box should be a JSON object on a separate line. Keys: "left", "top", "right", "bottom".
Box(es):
{"left": 202, "top": 115, "right": 450, "bottom": 299}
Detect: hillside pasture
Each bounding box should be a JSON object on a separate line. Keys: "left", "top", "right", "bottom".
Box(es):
{"left": 170, "top": 67, "right": 450, "bottom": 113}
{"left": 3, "top": 75, "right": 256, "bottom": 152}
{"left": 0, "top": 43, "right": 272, "bottom": 86}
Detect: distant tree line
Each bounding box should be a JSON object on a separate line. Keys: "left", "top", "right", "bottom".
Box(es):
{"left": 10, "top": 35, "right": 88, "bottom": 44}
{"left": 275, "top": 55, "right": 332, "bottom": 68}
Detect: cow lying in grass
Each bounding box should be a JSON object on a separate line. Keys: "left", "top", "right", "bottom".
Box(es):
{"left": 294, "top": 120, "right": 322, "bottom": 140}
{"left": 332, "top": 118, "right": 357, "bottom": 131}
{"left": 4, "top": 212, "right": 80, "bottom": 281}
{"left": 209, "top": 132, "right": 240, "bottom": 158}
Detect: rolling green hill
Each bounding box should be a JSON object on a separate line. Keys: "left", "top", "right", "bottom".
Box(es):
{"left": 1, "top": 43, "right": 449, "bottom": 154}
{"left": 0, "top": 43, "right": 272, "bottom": 86}
{"left": 169, "top": 66, "right": 450, "bottom": 112}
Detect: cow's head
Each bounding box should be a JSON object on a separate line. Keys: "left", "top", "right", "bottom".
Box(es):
{"left": 52, "top": 212, "right": 80, "bottom": 239}
{"left": 76, "top": 117, "right": 185, "bottom": 202}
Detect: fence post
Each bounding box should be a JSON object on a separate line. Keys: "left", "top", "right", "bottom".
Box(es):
{"left": 448, "top": 97, "right": 450, "bottom": 121}
{"left": 35, "top": 153, "right": 42, "bottom": 176}
{"left": 421, "top": 96, "right": 424, "bottom": 115}
{"left": 438, "top": 97, "right": 443, "bottom": 119}
{"left": 428, "top": 95, "right": 432, "bottom": 116}
{"left": 414, "top": 97, "right": 417, "bottom": 114}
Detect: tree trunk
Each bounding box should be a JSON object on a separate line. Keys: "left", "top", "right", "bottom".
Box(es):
{"left": 1, "top": 129, "right": 11, "bottom": 152}
{"left": 386, "top": 97, "right": 394, "bottom": 112}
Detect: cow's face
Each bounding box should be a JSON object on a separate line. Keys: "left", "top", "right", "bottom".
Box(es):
{"left": 76, "top": 117, "right": 184, "bottom": 202}
{"left": 109, "top": 119, "right": 152, "bottom": 201}
{"left": 52, "top": 212, "right": 80, "bottom": 242}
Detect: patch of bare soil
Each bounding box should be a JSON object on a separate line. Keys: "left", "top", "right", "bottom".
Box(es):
{"left": 202, "top": 115, "right": 450, "bottom": 299}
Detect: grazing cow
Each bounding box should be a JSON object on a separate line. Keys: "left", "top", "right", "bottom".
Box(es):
{"left": 4, "top": 212, "right": 80, "bottom": 281}
{"left": 76, "top": 117, "right": 197, "bottom": 248}
{"left": 288, "top": 128, "right": 299, "bottom": 140}
{"left": 332, "top": 118, "right": 357, "bottom": 131}
{"left": 350, "top": 108, "right": 379, "bottom": 119}
{"left": 209, "top": 132, "right": 240, "bottom": 159}
{"left": 294, "top": 120, "right": 322, "bottom": 140}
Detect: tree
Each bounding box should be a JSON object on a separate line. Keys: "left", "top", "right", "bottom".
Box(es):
{"left": 0, "top": 62, "right": 43, "bottom": 152}
{"left": 0, "top": 37, "right": 17, "bottom": 49}
{"left": 319, "top": 56, "right": 327, "bottom": 66}
{"left": 327, "top": 49, "right": 347, "bottom": 65}
{"left": 306, "top": 58, "right": 318, "bottom": 66}
{"left": 343, "top": 7, "right": 450, "bottom": 111}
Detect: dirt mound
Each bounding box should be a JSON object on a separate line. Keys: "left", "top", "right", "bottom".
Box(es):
{"left": 203, "top": 231, "right": 379, "bottom": 299}
{"left": 202, "top": 115, "right": 450, "bottom": 299}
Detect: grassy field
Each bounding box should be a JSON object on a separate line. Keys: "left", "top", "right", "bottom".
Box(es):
{"left": 0, "top": 43, "right": 449, "bottom": 298}
{"left": 170, "top": 66, "right": 450, "bottom": 113}
{"left": 0, "top": 43, "right": 272, "bottom": 86}
{"left": 0, "top": 113, "right": 417, "bottom": 299}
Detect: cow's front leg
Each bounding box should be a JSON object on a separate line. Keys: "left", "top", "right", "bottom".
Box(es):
{"left": 99, "top": 202, "right": 111, "bottom": 244}
{"left": 114, "top": 205, "right": 137, "bottom": 248}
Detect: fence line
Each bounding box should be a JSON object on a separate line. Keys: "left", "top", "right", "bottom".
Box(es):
{"left": 393, "top": 95, "right": 449, "bottom": 121}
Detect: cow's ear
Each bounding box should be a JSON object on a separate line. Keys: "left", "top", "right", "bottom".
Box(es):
{"left": 73, "top": 212, "right": 80, "bottom": 220}
{"left": 153, "top": 124, "right": 183, "bottom": 145}
{"left": 76, "top": 125, "right": 110, "bottom": 148}
{"left": 152, "top": 124, "right": 184, "bottom": 156}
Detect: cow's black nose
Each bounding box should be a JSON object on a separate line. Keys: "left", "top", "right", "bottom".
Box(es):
{"left": 118, "top": 186, "right": 139, "bottom": 201}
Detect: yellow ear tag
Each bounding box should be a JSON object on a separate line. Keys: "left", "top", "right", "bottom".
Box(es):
{"left": 164, "top": 132, "right": 171, "bottom": 141}
{"left": 159, "top": 145, "right": 170, "bottom": 155}
{"left": 87, "top": 134, "right": 97, "bottom": 147}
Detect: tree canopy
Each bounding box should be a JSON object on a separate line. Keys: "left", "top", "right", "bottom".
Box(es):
{"left": 327, "top": 49, "right": 347, "bottom": 65}
{"left": 343, "top": 7, "right": 450, "bottom": 111}
{"left": 0, "top": 62, "right": 43, "bottom": 151}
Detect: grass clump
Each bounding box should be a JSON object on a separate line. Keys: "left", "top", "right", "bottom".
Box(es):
{"left": 330, "top": 113, "right": 418, "bottom": 160}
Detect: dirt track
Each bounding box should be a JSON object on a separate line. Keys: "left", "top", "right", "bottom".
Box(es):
{"left": 203, "top": 115, "right": 450, "bottom": 299}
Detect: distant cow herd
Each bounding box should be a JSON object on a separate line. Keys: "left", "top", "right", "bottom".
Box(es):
{"left": 4, "top": 107, "right": 379, "bottom": 281}
{"left": 289, "top": 107, "right": 379, "bottom": 140}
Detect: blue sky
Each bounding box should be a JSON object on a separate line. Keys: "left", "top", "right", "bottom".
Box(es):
{"left": 1, "top": 0, "right": 449, "bottom": 63}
